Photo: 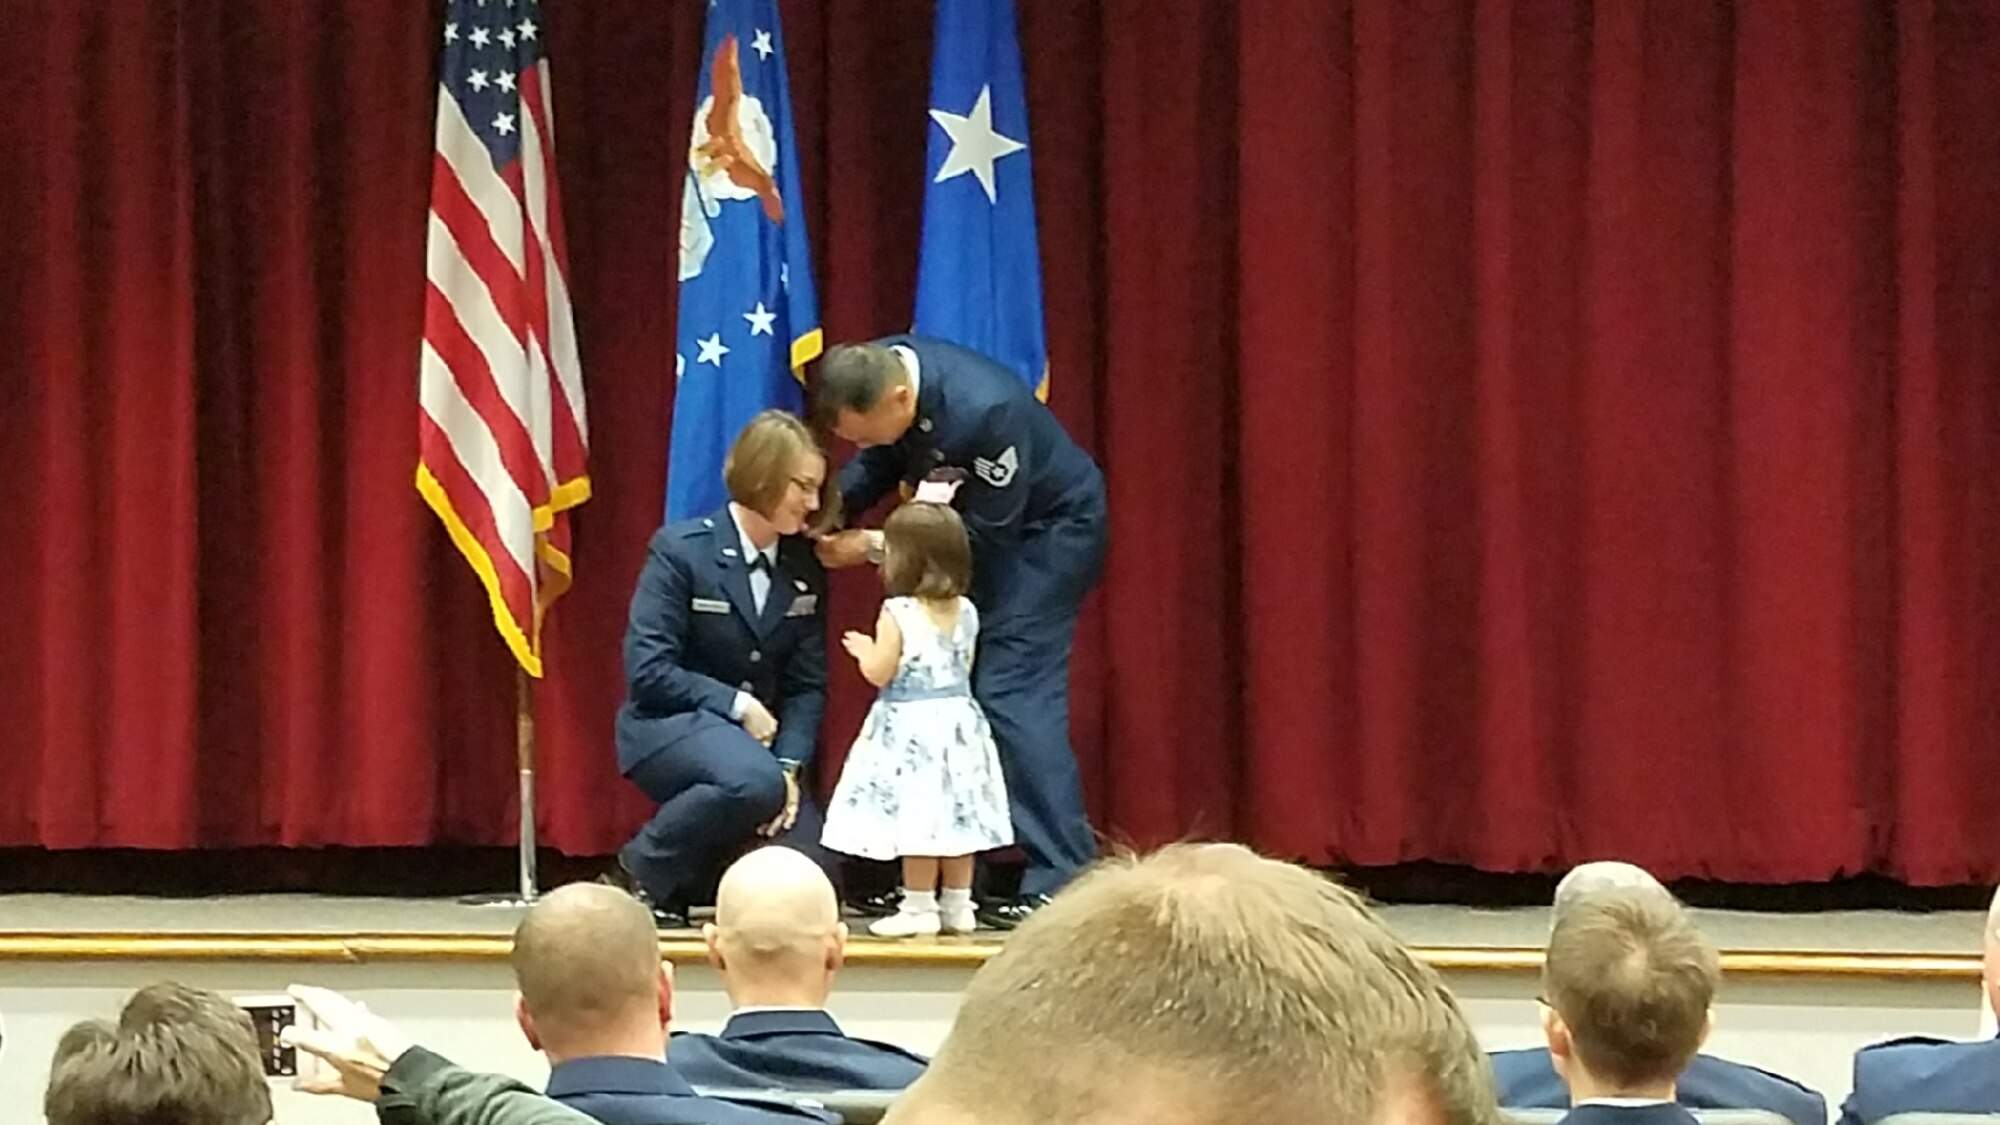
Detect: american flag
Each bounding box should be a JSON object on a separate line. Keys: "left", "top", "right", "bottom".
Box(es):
{"left": 418, "top": 0, "right": 588, "bottom": 678}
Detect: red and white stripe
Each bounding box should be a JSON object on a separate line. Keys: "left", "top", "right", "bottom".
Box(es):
{"left": 418, "top": 58, "right": 588, "bottom": 678}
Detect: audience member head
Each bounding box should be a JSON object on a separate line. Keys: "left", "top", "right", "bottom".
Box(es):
{"left": 816, "top": 343, "right": 918, "bottom": 449}
{"left": 704, "top": 846, "right": 848, "bottom": 1010}
{"left": 45, "top": 982, "right": 273, "bottom": 1125}
{"left": 512, "top": 882, "right": 673, "bottom": 1064}
{"left": 1551, "top": 861, "right": 1669, "bottom": 928}
{"left": 1541, "top": 889, "right": 1720, "bottom": 1099}
{"left": 886, "top": 842, "right": 1497, "bottom": 1125}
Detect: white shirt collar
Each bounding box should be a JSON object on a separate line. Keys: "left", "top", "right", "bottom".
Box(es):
{"left": 891, "top": 343, "right": 921, "bottom": 401}
{"left": 1576, "top": 1098, "right": 1676, "bottom": 1109}
{"left": 727, "top": 504, "right": 777, "bottom": 566}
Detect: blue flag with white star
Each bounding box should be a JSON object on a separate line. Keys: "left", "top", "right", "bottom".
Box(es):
{"left": 666, "top": 0, "right": 821, "bottom": 521}
{"left": 913, "top": 0, "right": 1048, "bottom": 397}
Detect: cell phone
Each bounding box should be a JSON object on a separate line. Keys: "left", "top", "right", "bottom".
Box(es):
{"left": 234, "top": 995, "right": 301, "bottom": 1078}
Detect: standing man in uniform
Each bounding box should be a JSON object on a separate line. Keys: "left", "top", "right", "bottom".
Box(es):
{"left": 609, "top": 411, "right": 835, "bottom": 928}
{"left": 813, "top": 336, "right": 1106, "bottom": 928}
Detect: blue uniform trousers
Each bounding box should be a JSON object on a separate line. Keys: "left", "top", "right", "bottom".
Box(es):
{"left": 971, "top": 483, "right": 1107, "bottom": 898}
{"left": 619, "top": 712, "right": 829, "bottom": 906}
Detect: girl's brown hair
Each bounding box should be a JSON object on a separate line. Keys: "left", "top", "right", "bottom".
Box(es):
{"left": 881, "top": 501, "right": 972, "bottom": 599}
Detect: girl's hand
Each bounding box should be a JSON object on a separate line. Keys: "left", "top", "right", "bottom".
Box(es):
{"left": 841, "top": 631, "right": 873, "bottom": 663}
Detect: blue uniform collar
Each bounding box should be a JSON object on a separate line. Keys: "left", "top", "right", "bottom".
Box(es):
{"left": 726, "top": 504, "right": 780, "bottom": 570}
{"left": 877, "top": 334, "right": 947, "bottom": 452}
{"left": 720, "top": 1009, "right": 845, "bottom": 1040}
{"left": 547, "top": 1054, "right": 699, "bottom": 1099}
{"left": 703, "top": 506, "right": 798, "bottom": 635}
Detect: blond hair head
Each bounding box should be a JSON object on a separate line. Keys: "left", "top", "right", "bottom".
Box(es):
{"left": 897, "top": 843, "right": 1497, "bottom": 1125}
{"left": 511, "top": 883, "right": 666, "bottom": 1044}
{"left": 1543, "top": 888, "right": 1719, "bottom": 1088}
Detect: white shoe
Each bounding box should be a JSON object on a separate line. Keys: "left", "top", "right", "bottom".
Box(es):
{"left": 940, "top": 905, "right": 978, "bottom": 934}
{"left": 870, "top": 909, "right": 941, "bottom": 938}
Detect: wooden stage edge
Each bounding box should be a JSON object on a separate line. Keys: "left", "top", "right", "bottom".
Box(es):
{"left": 0, "top": 933, "right": 1979, "bottom": 979}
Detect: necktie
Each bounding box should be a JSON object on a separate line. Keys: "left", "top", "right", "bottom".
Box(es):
{"left": 748, "top": 551, "right": 771, "bottom": 613}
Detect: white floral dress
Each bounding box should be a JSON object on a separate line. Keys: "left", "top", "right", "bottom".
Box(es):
{"left": 821, "top": 597, "right": 1013, "bottom": 860}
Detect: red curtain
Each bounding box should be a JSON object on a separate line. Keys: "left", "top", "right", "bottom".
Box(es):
{"left": 4, "top": 0, "right": 1998, "bottom": 885}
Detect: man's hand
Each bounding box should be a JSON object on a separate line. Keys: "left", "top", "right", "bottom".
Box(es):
{"left": 814, "top": 529, "right": 877, "bottom": 569}
{"left": 281, "top": 985, "right": 416, "bottom": 1103}
{"left": 758, "top": 769, "right": 802, "bottom": 837}
{"left": 739, "top": 696, "right": 779, "bottom": 744}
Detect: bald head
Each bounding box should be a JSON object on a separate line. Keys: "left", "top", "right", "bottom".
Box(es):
{"left": 512, "top": 883, "right": 666, "bottom": 1045}
{"left": 1553, "top": 862, "right": 1670, "bottom": 927}
{"left": 705, "top": 847, "right": 847, "bottom": 1008}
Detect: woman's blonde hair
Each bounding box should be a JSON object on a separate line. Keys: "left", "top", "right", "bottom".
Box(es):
{"left": 722, "top": 410, "right": 838, "bottom": 532}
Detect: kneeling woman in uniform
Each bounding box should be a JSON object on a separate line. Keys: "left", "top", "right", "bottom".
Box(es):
{"left": 608, "top": 410, "right": 834, "bottom": 927}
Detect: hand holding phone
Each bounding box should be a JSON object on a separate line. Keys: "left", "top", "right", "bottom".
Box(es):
{"left": 234, "top": 995, "right": 305, "bottom": 1079}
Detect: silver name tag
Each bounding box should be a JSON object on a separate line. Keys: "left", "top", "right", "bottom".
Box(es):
{"left": 690, "top": 597, "right": 730, "bottom": 614}
{"left": 786, "top": 595, "right": 818, "bottom": 617}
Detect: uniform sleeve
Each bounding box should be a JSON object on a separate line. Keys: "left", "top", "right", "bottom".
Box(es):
{"left": 837, "top": 446, "right": 906, "bottom": 524}
{"left": 378, "top": 1047, "right": 597, "bottom": 1125}
{"left": 772, "top": 584, "right": 827, "bottom": 769}
{"left": 1789, "top": 1081, "right": 1829, "bottom": 1125}
{"left": 1833, "top": 1087, "right": 1860, "bottom": 1125}
{"left": 956, "top": 397, "right": 1034, "bottom": 549}
{"left": 623, "top": 537, "right": 738, "bottom": 716}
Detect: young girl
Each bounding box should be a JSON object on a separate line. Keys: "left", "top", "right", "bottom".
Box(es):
{"left": 820, "top": 501, "right": 1012, "bottom": 937}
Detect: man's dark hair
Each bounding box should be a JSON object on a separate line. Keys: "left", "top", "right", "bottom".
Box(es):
{"left": 45, "top": 982, "right": 273, "bottom": 1125}
{"left": 813, "top": 343, "right": 907, "bottom": 423}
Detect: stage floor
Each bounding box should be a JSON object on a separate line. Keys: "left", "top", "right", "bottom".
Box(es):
{"left": 0, "top": 893, "right": 1982, "bottom": 955}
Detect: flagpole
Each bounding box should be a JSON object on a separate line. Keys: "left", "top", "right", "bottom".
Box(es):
{"left": 460, "top": 667, "right": 540, "bottom": 908}
{"left": 514, "top": 666, "right": 539, "bottom": 903}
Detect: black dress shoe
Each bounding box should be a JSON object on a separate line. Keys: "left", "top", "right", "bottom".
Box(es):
{"left": 847, "top": 888, "right": 904, "bottom": 919}
{"left": 596, "top": 861, "right": 689, "bottom": 929}
{"left": 975, "top": 893, "right": 1052, "bottom": 932}
{"left": 592, "top": 856, "right": 640, "bottom": 892}
{"left": 646, "top": 902, "right": 692, "bottom": 929}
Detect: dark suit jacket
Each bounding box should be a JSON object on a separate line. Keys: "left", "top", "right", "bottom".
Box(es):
{"left": 615, "top": 509, "right": 828, "bottom": 771}
{"left": 670, "top": 1009, "right": 927, "bottom": 1092}
{"left": 1837, "top": 1035, "right": 2000, "bottom": 1125}
{"left": 1490, "top": 1049, "right": 1827, "bottom": 1125}
{"left": 1560, "top": 1102, "right": 1707, "bottom": 1125}
{"left": 546, "top": 1055, "right": 832, "bottom": 1125}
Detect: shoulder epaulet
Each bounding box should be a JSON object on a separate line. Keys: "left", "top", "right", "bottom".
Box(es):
{"left": 1730, "top": 1060, "right": 1819, "bottom": 1093}
{"left": 852, "top": 1035, "right": 931, "bottom": 1063}
{"left": 1860, "top": 1035, "right": 1955, "bottom": 1053}
{"left": 674, "top": 516, "right": 720, "bottom": 540}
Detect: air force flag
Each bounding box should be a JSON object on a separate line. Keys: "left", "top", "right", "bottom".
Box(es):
{"left": 913, "top": 0, "right": 1049, "bottom": 398}
{"left": 666, "top": 0, "right": 821, "bottom": 520}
